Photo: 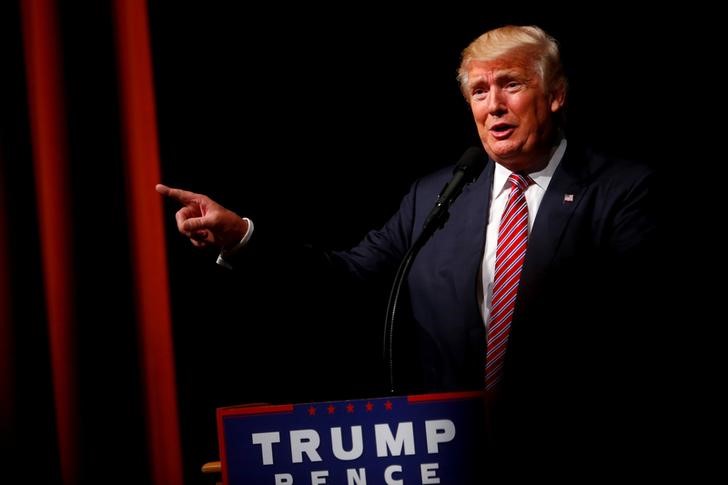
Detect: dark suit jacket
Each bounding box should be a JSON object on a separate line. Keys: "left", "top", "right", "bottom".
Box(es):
{"left": 330, "top": 142, "right": 661, "bottom": 466}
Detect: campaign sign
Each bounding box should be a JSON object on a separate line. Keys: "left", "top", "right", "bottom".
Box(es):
{"left": 217, "top": 391, "right": 486, "bottom": 484}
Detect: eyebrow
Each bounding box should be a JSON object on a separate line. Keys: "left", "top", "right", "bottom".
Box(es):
{"left": 469, "top": 69, "right": 530, "bottom": 87}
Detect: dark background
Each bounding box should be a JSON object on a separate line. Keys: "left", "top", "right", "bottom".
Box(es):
{"left": 1, "top": 1, "right": 698, "bottom": 483}
{"left": 153, "top": 5, "right": 686, "bottom": 481}
{"left": 152, "top": 6, "right": 680, "bottom": 478}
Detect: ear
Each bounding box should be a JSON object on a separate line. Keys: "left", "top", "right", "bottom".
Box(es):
{"left": 549, "top": 83, "right": 566, "bottom": 113}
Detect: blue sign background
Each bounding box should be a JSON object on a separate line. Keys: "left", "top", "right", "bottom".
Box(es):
{"left": 219, "top": 392, "right": 486, "bottom": 484}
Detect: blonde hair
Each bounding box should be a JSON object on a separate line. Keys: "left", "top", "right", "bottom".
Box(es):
{"left": 458, "top": 25, "right": 567, "bottom": 97}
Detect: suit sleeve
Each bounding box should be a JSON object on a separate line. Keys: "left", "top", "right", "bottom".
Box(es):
{"left": 606, "top": 167, "right": 659, "bottom": 260}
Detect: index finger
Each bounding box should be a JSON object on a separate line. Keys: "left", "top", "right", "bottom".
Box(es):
{"left": 156, "top": 184, "right": 198, "bottom": 204}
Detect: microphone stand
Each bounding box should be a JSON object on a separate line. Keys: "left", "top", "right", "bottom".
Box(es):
{"left": 382, "top": 146, "right": 485, "bottom": 394}
{"left": 383, "top": 209, "right": 447, "bottom": 394}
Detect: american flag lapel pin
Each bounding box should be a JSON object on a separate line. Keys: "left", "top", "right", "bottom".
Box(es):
{"left": 563, "top": 193, "right": 574, "bottom": 203}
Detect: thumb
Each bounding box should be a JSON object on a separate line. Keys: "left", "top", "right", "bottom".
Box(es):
{"left": 181, "top": 216, "right": 210, "bottom": 233}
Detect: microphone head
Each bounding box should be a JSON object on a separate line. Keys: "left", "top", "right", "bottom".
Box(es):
{"left": 453, "top": 146, "right": 486, "bottom": 177}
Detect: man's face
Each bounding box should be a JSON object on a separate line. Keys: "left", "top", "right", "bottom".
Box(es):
{"left": 465, "top": 55, "right": 564, "bottom": 172}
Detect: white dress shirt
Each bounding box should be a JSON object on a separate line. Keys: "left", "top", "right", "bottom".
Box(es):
{"left": 478, "top": 138, "right": 567, "bottom": 327}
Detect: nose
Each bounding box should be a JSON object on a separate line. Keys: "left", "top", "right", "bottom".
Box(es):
{"left": 487, "top": 87, "right": 507, "bottom": 116}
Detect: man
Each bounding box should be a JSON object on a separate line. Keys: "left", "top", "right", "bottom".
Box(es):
{"left": 158, "top": 25, "right": 660, "bottom": 470}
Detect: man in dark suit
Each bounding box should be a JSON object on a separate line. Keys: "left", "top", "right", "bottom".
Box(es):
{"left": 158, "top": 25, "right": 660, "bottom": 473}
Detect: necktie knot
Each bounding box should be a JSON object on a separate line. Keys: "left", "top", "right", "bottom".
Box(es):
{"left": 508, "top": 173, "right": 533, "bottom": 193}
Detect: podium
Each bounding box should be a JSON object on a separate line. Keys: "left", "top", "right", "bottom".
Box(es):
{"left": 213, "top": 391, "right": 486, "bottom": 484}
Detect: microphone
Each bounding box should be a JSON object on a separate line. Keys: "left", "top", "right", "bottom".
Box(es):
{"left": 422, "top": 146, "right": 486, "bottom": 233}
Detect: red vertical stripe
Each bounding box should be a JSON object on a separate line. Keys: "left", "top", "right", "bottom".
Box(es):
{"left": 19, "top": 0, "right": 78, "bottom": 483}
{"left": 112, "top": 1, "right": 184, "bottom": 484}
{"left": 0, "top": 151, "right": 13, "bottom": 436}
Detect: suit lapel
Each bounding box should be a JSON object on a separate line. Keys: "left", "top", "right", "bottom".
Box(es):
{"left": 450, "top": 159, "right": 494, "bottom": 323}
{"left": 461, "top": 159, "right": 494, "bottom": 249}
{"left": 518, "top": 146, "right": 587, "bottom": 300}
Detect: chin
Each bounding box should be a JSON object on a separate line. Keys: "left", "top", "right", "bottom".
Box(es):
{"left": 491, "top": 149, "right": 522, "bottom": 164}
{"left": 490, "top": 150, "right": 528, "bottom": 171}
{"left": 486, "top": 139, "right": 520, "bottom": 156}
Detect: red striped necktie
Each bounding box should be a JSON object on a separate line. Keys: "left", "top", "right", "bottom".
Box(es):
{"left": 486, "top": 173, "right": 533, "bottom": 395}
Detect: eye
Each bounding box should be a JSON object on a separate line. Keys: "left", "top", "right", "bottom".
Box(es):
{"left": 471, "top": 87, "right": 488, "bottom": 100}
{"left": 506, "top": 81, "right": 523, "bottom": 91}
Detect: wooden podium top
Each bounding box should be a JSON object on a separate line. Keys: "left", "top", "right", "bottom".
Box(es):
{"left": 201, "top": 461, "right": 221, "bottom": 474}
{"left": 201, "top": 460, "right": 221, "bottom": 485}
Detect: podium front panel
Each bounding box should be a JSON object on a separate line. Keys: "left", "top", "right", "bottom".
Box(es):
{"left": 217, "top": 391, "right": 486, "bottom": 484}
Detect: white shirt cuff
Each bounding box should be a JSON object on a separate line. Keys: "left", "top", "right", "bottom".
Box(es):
{"left": 216, "top": 217, "right": 254, "bottom": 269}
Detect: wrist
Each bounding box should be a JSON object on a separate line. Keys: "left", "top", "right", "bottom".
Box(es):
{"left": 224, "top": 218, "right": 250, "bottom": 251}
{"left": 216, "top": 217, "right": 254, "bottom": 269}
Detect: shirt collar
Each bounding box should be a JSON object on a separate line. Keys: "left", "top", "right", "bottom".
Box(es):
{"left": 492, "top": 137, "right": 568, "bottom": 198}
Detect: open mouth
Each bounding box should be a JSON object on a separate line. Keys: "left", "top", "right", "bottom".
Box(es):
{"left": 489, "top": 123, "right": 515, "bottom": 140}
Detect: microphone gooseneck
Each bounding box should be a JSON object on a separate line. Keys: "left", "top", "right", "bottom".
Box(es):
{"left": 383, "top": 146, "right": 486, "bottom": 394}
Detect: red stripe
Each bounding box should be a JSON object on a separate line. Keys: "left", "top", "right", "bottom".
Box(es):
{"left": 112, "top": 1, "right": 183, "bottom": 483}
{"left": 20, "top": 1, "right": 79, "bottom": 483}
{"left": 218, "top": 404, "right": 295, "bottom": 418}
{"left": 407, "top": 391, "right": 484, "bottom": 403}
{"left": 217, "top": 408, "right": 231, "bottom": 485}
